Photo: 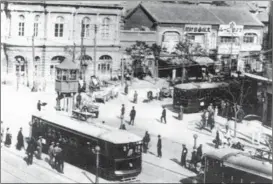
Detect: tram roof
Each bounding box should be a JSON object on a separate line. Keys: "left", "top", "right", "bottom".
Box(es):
{"left": 174, "top": 82, "right": 229, "bottom": 90}
{"left": 224, "top": 154, "right": 272, "bottom": 180}
{"left": 204, "top": 148, "right": 272, "bottom": 180}
{"left": 32, "top": 111, "right": 142, "bottom": 144}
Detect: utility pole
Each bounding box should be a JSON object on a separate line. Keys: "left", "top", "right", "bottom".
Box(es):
{"left": 94, "top": 24, "right": 98, "bottom": 76}
{"left": 80, "top": 20, "right": 84, "bottom": 80}
{"left": 121, "top": 58, "right": 124, "bottom": 86}
{"left": 32, "top": 34, "right": 35, "bottom": 89}
{"left": 72, "top": 43, "right": 76, "bottom": 63}
{"left": 229, "top": 22, "right": 235, "bottom": 74}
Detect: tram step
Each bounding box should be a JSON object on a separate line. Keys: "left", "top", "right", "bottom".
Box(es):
{"left": 120, "top": 177, "right": 140, "bottom": 183}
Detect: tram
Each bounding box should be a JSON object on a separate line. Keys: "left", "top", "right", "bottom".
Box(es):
{"left": 202, "top": 148, "right": 272, "bottom": 183}
{"left": 30, "top": 112, "right": 143, "bottom": 180}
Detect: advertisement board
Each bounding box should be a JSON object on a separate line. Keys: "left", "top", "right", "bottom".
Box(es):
{"left": 218, "top": 22, "right": 244, "bottom": 37}
{"left": 184, "top": 25, "right": 212, "bottom": 33}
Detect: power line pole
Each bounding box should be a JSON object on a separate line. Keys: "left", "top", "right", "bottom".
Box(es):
{"left": 81, "top": 20, "right": 84, "bottom": 80}
{"left": 121, "top": 58, "right": 124, "bottom": 86}
{"left": 32, "top": 34, "right": 35, "bottom": 88}
{"left": 94, "top": 24, "right": 98, "bottom": 76}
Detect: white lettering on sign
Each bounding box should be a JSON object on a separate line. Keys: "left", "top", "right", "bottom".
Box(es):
{"left": 184, "top": 25, "right": 212, "bottom": 33}
{"left": 219, "top": 24, "right": 244, "bottom": 36}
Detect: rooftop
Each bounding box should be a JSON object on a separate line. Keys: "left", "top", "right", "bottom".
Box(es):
{"left": 55, "top": 59, "right": 79, "bottom": 70}
{"left": 257, "top": 11, "right": 269, "bottom": 23}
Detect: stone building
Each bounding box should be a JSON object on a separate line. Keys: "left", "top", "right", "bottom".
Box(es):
{"left": 1, "top": 1, "right": 124, "bottom": 87}
{"left": 124, "top": 2, "right": 264, "bottom": 77}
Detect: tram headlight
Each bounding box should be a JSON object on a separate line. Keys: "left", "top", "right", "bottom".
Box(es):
{"left": 129, "top": 163, "right": 133, "bottom": 168}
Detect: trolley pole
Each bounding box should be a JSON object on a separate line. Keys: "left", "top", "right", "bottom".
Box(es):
{"left": 121, "top": 58, "right": 124, "bottom": 86}
{"left": 95, "top": 145, "right": 100, "bottom": 183}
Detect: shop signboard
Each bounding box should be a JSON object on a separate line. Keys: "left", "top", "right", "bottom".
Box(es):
{"left": 184, "top": 25, "right": 212, "bottom": 33}
{"left": 218, "top": 22, "right": 244, "bottom": 37}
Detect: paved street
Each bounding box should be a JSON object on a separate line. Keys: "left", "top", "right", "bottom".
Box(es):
{"left": 1, "top": 83, "right": 271, "bottom": 183}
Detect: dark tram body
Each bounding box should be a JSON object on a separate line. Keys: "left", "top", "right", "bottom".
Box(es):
{"left": 30, "top": 112, "right": 142, "bottom": 180}
{"left": 202, "top": 148, "right": 272, "bottom": 183}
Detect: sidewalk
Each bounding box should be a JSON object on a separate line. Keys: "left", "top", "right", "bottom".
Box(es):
{"left": 1, "top": 145, "right": 110, "bottom": 183}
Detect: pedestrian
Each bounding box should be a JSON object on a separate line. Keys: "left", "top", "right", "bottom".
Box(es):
{"left": 190, "top": 149, "right": 198, "bottom": 171}
{"left": 201, "top": 110, "right": 207, "bottom": 129}
{"left": 160, "top": 106, "right": 167, "bottom": 124}
{"left": 213, "top": 130, "right": 221, "bottom": 149}
{"left": 129, "top": 106, "right": 136, "bottom": 125}
{"left": 133, "top": 91, "right": 138, "bottom": 104}
{"left": 37, "top": 100, "right": 42, "bottom": 111}
{"left": 124, "top": 83, "right": 128, "bottom": 95}
{"left": 208, "top": 113, "right": 215, "bottom": 131}
{"left": 178, "top": 105, "right": 183, "bottom": 120}
{"left": 36, "top": 136, "right": 43, "bottom": 159}
{"left": 142, "top": 131, "right": 150, "bottom": 153}
{"left": 26, "top": 137, "right": 36, "bottom": 165}
{"left": 48, "top": 142, "right": 55, "bottom": 167}
{"left": 220, "top": 100, "right": 226, "bottom": 117}
{"left": 1, "top": 121, "right": 4, "bottom": 145}
{"left": 58, "top": 147, "right": 64, "bottom": 173}
{"left": 16, "top": 127, "right": 25, "bottom": 150}
{"left": 121, "top": 104, "right": 125, "bottom": 118}
{"left": 181, "top": 144, "right": 188, "bottom": 167}
{"left": 4, "top": 128, "right": 12, "bottom": 147}
{"left": 53, "top": 143, "right": 62, "bottom": 171}
{"left": 157, "top": 135, "right": 162, "bottom": 158}
{"left": 237, "top": 105, "right": 245, "bottom": 123}
{"left": 196, "top": 144, "right": 203, "bottom": 162}
{"left": 76, "top": 93, "right": 82, "bottom": 109}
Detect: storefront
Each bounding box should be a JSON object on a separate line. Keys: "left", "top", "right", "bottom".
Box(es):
{"left": 184, "top": 24, "right": 211, "bottom": 49}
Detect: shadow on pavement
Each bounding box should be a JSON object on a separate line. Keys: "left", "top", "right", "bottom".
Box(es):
{"left": 170, "top": 158, "right": 181, "bottom": 166}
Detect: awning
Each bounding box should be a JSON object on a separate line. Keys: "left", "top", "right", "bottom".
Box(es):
{"left": 243, "top": 72, "right": 272, "bottom": 83}
{"left": 193, "top": 56, "right": 214, "bottom": 66}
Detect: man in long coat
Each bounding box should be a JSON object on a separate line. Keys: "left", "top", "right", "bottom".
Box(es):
{"left": 48, "top": 142, "right": 55, "bottom": 167}
{"left": 143, "top": 131, "right": 150, "bottom": 153}
{"left": 129, "top": 106, "right": 136, "bottom": 125}
{"left": 36, "top": 136, "right": 43, "bottom": 159}
{"left": 157, "top": 135, "right": 162, "bottom": 158}
{"left": 161, "top": 107, "right": 167, "bottom": 124}
{"left": 181, "top": 144, "right": 188, "bottom": 167}
{"left": 26, "top": 137, "right": 36, "bottom": 165}
{"left": 16, "top": 127, "right": 25, "bottom": 150}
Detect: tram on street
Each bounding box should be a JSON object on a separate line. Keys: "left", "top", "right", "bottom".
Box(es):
{"left": 30, "top": 112, "right": 143, "bottom": 180}
{"left": 202, "top": 148, "right": 272, "bottom": 183}
{"left": 173, "top": 82, "right": 229, "bottom": 113}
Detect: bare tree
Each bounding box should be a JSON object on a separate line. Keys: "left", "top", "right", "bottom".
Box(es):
{"left": 223, "top": 76, "right": 253, "bottom": 137}
{"left": 174, "top": 38, "right": 207, "bottom": 83}
{"left": 126, "top": 41, "right": 162, "bottom": 78}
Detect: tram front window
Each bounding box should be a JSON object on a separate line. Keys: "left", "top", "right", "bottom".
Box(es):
{"left": 112, "top": 143, "right": 142, "bottom": 158}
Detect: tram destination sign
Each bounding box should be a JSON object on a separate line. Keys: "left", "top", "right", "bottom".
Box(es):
{"left": 184, "top": 25, "right": 211, "bottom": 33}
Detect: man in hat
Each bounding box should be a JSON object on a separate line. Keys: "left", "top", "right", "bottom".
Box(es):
{"left": 157, "top": 135, "right": 162, "bottom": 158}
{"left": 181, "top": 144, "right": 188, "bottom": 167}
{"left": 53, "top": 142, "right": 62, "bottom": 170}
{"left": 48, "top": 142, "right": 55, "bottom": 167}
{"left": 129, "top": 106, "right": 136, "bottom": 125}
{"left": 16, "top": 127, "right": 25, "bottom": 150}
{"left": 36, "top": 136, "right": 43, "bottom": 159}
{"left": 160, "top": 107, "right": 167, "bottom": 124}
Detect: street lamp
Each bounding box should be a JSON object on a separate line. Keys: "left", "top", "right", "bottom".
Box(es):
{"left": 121, "top": 57, "right": 126, "bottom": 86}
{"left": 95, "top": 145, "right": 100, "bottom": 183}
{"left": 193, "top": 134, "right": 198, "bottom": 149}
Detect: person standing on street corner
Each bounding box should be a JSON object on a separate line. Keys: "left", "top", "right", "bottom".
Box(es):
{"left": 37, "top": 100, "right": 42, "bottom": 111}
{"left": 16, "top": 127, "right": 25, "bottom": 151}
{"left": 157, "top": 135, "right": 162, "bottom": 158}
{"left": 121, "top": 104, "right": 125, "bottom": 118}
{"left": 129, "top": 106, "right": 136, "bottom": 125}
{"left": 181, "top": 144, "right": 188, "bottom": 168}
{"left": 124, "top": 82, "right": 129, "bottom": 95}
{"left": 4, "top": 128, "right": 12, "bottom": 147}
{"left": 26, "top": 137, "right": 36, "bottom": 165}
{"left": 48, "top": 142, "right": 55, "bottom": 167}
{"left": 133, "top": 91, "right": 138, "bottom": 104}
{"left": 53, "top": 142, "right": 62, "bottom": 170}
{"left": 178, "top": 105, "right": 183, "bottom": 120}
{"left": 161, "top": 106, "right": 167, "bottom": 124}
{"left": 143, "top": 131, "right": 150, "bottom": 153}
{"left": 36, "top": 136, "right": 43, "bottom": 159}
{"left": 196, "top": 144, "right": 203, "bottom": 162}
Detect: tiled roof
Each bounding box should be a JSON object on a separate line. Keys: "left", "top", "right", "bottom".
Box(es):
{"left": 138, "top": 2, "right": 263, "bottom": 27}
{"left": 207, "top": 6, "right": 264, "bottom": 26}
{"left": 257, "top": 11, "right": 269, "bottom": 23}
{"left": 141, "top": 2, "right": 222, "bottom": 25}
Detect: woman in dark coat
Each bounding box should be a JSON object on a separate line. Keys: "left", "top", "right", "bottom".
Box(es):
{"left": 4, "top": 128, "right": 12, "bottom": 147}
{"left": 26, "top": 137, "right": 36, "bottom": 165}
{"left": 16, "top": 128, "right": 24, "bottom": 150}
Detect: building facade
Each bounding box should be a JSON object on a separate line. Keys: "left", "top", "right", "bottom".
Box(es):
{"left": 124, "top": 2, "right": 264, "bottom": 76}
{"left": 1, "top": 1, "right": 124, "bottom": 87}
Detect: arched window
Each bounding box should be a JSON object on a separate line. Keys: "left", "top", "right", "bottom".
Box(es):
{"left": 81, "top": 17, "right": 90, "bottom": 37}
{"left": 243, "top": 33, "right": 258, "bottom": 44}
{"left": 18, "top": 15, "right": 25, "bottom": 36}
{"left": 162, "top": 31, "right": 180, "bottom": 53}
{"left": 55, "top": 16, "right": 64, "bottom": 37}
{"left": 98, "top": 55, "right": 112, "bottom": 73}
{"left": 33, "top": 15, "right": 40, "bottom": 37}
{"left": 15, "top": 56, "right": 26, "bottom": 74}
{"left": 101, "top": 18, "right": 110, "bottom": 39}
